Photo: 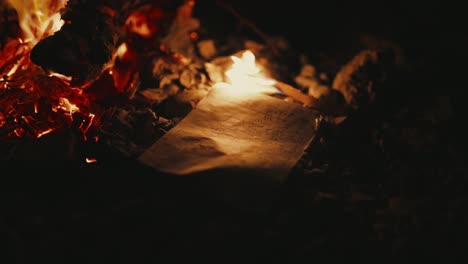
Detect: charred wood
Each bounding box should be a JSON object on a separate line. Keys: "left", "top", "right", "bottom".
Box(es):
{"left": 29, "top": 0, "right": 180, "bottom": 85}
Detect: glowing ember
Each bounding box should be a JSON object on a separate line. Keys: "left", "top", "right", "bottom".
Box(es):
{"left": 218, "top": 50, "right": 278, "bottom": 94}
{"left": 0, "top": 57, "right": 97, "bottom": 140}
{"left": 86, "top": 158, "right": 97, "bottom": 164}
{"left": 115, "top": 43, "right": 129, "bottom": 59}
{"left": 49, "top": 72, "right": 72, "bottom": 82}
{"left": 13, "top": 128, "right": 24, "bottom": 137}
{"left": 6, "top": 63, "right": 20, "bottom": 77}
{"left": 55, "top": 97, "right": 79, "bottom": 115}
{"left": 0, "top": 112, "right": 5, "bottom": 127}
{"left": 124, "top": 4, "right": 166, "bottom": 38}
{"left": 6, "top": 0, "right": 67, "bottom": 45}
{"left": 79, "top": 113, "right": 95, "bottom": 135}
{"left": 36, "top": 128, "right": 55, "bottom": 138}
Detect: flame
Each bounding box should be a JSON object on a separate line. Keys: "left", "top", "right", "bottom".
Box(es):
{"left": 6, "top": 0, "right": 67, "bottom": 45}
{"left": 218, "top": 50, "right": 278, "bottom": 94}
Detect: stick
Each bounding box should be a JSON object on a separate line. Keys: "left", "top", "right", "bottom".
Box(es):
{"left": 275, "top": 81, "right": 318, "bottom": 107}
{"left": 215, "top": 0, "right": 281, "bottom": 57}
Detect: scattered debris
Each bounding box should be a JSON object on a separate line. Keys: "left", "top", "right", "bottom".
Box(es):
{"left": 197, "top": 39, "right": 217, "bottom": 60}
{"left": 161, "top": 0, "right": 200, "bottom": 58}
{"left": 332, "top": 48, "right": 398, "bottom": 110}
{"left": 99, "top": 107, "right": 175, "bottom": 157}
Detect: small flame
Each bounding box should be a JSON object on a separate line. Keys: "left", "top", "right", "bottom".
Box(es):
{"left": 6, "top": 0, "right": 67, "bottom": 45}
{"left": 220, "top": 50, "right": 278, "bottom": 94}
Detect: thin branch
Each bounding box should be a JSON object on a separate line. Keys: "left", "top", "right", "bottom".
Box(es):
{"left": 275, "top": 81, "right": 319, "bottom": 108}
{"left": 215, "top": 0, "right": 281, "bottom": 57}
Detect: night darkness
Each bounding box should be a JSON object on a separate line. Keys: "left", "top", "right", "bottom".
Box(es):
{"left": 196, "top": 0, "right": 467, "bottom": 133}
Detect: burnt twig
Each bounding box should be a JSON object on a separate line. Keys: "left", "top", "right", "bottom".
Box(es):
{"left": 215, "top": 0, "right": 281, "bottom": 57}
{"left": 275, "top": 81, "right": 318, "bottom": 108}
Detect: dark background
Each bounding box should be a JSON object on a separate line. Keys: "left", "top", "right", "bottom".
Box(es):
{"left": 195, "top": 0, "right": 465, "bottom": 91}
{"left": 196, "top": 0, "right": 467, "bottom": 136}
{"left": 195, "top": 0, "right": 465, "bottom": 52}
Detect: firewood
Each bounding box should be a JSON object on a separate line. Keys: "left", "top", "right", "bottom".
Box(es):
{"left": 29, "top": 0, "right": 178, "bottom": 85}
{"left": 332, "top": 48, "right": 398, "bottom": 110}
{"left": 29, "top": 0, "right": 121, "bottom": 85}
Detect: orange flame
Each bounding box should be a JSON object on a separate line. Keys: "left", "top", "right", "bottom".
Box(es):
{"left": 6, "top": 0, "right": 67, "bottom": 45}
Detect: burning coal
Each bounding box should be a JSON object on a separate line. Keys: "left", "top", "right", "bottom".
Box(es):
{"left": 0, "top": 0, "right": 99, "bottom": 140}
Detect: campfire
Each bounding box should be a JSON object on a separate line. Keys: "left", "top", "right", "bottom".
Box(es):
{"left": 1, "top": 0, "right": 331, "bottom": 160}
{"left": 1, "top": 0, "right": 401, "bottom": 181}
{"left": 1, "top": 0, "right": 95, "bottom": 141}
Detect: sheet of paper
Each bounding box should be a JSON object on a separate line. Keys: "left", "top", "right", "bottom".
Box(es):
{"left": 139, "top": 86, "right": 318, "bottom": 182}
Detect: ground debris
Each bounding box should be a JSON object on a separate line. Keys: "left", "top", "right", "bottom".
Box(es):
{"left": 332, "top": 48, "right": 398, "bottom": 110}
{"left": 197, "top": 39, "right": 217, "bottom": 60}
{"left": 160, "top": 0, "right": 200, "bottom": 58}
{"left": 99, "top": 106, "right": 174, "bottom": 157}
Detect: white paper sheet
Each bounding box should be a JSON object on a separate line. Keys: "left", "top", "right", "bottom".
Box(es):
{"left": 139, "top": 86, "right": 318, "bottom": 182}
